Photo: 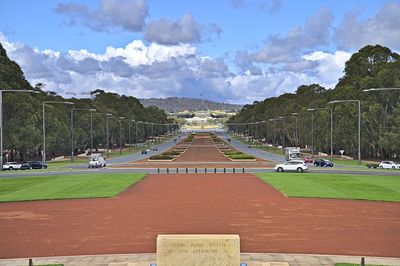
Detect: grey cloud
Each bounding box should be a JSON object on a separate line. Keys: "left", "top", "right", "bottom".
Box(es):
{"left": 55, "top": 0, "right": 148, "bottom": 32}
{"left": 144, "top": 14, "right": 221, "bottom": 45}
{"left": 100, "top": 57, "right": 134, "bottom": 78}
{"left": 251, "top": 7, "right": 334, "bottom": 63}
{"left": 335, "top": 2, "right": 400, "bottom": 50}
{"left": 235, "top": 50, "right": 263, "bottom": 75}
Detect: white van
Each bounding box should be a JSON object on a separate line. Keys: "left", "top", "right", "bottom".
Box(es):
{"left": 88, "top": 153, "right": 106, "bottom": 168}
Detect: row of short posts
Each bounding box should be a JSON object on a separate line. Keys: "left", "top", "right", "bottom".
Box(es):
{"left": 157, "top": 168, "right": 245, "bottom": 174}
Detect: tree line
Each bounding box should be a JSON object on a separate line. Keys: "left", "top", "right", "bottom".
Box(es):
{"left": 227, "top": 45, "right": 400, "bottom": 160}
{"left": 0, "top": 43, "right": 176, "bottom": 162}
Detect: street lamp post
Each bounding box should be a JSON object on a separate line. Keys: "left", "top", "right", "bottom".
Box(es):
{"left": 329, "top": 100, "right": 361, "bottom": 165}
{"left": 291, "top": 113, "right": 299, "bottom": 147}
{"left": 106, "top": 113, "right": 113, "bottom": 157}
{"left": 0, "top": 89, "right": 38, "bottom": 171}
{"left": 71, "top": 108, "right": 96, "bottom": 162}
{"left": 308, "top": 108, "right": 333, "bottom": 160}
{"left": 119, "top": 117, "right": 125, "bottom": 155}
{"left": 43, "top": 101, "right": 74, "bottom": 168}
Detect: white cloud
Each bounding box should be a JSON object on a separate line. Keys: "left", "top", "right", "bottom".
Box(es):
{"left": 302, "top": 51, "right": 351, "bottom": 89}
{"left": 1, "top": 33, "right": 350, "bottom": 104}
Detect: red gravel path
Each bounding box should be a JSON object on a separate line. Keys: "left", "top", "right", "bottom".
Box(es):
{"left": 0, "top": 173, "right": 399, "bottom": 259}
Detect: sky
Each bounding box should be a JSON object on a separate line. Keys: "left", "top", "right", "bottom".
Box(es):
{"left": 1, "top": 0, "right": 399, "bottom": 104}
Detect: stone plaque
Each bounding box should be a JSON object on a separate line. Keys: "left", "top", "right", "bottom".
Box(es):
{"left": 156, "top": 234, "right": 240, "bottom": 266}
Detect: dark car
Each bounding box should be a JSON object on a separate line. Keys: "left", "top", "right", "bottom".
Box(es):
{"left": 141, "top": 150, "right": 148, "bottom": 154}
{"left": 21, "top": 161, "right": 48, "bottom": 170}
{"left": 314, "top": 158, "right": 333, "bottom": 167}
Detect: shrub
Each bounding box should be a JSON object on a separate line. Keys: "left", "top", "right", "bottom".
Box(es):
{"left": 229, "top": 154, "right": 256, "bottom": 160}
{"left": 149, "top": 154, "right": 174, "bottom": 160}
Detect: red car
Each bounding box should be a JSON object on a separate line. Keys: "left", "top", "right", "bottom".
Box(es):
{"left": 303, "top": 157, "right": 313, "bottom": 163}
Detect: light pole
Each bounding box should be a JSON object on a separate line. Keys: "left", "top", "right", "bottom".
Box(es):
{"left": 106, "top": 113, "right": 113, "bottom": 157}
{"left": 291, "top": 113, "right": 299, "bottom": 147}
{"left": 119, "top": 117, "right": 125, "bottom": 155}
{"left": 43, "top": 101, "right": 74, "bottom": 168}
{"left": 308, "top": 108, "right": 333, "bottom": 160}
{"left": 362, "top": 88, "right": 400, "bottom": 92}
{"left": 0, "top": 89, "right": 38, "bottom": 171}
{"left": 71, "top": 108, "right": 96, "bottom": 162}
{"left": 329, "top": 100, "right": 361, "bottom": 165}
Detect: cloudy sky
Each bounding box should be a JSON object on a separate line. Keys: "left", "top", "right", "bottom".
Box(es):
{"left": 1, "top": 0, "right": 399, "bottom": 104}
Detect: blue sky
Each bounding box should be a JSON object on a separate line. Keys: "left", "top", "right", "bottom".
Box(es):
{"left": 1, "top": 0, "right": 399, "bottom": 103}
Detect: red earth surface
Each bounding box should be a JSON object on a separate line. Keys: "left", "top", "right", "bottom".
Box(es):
{"left": 0, "top": 173, "right": 399, "bottom": 259}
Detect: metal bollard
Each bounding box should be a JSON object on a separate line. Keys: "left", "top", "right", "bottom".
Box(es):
{"left": 223, "top": 168, "right": 226, "bottom": 173}
{"left": 167, "top": 168, "right": 169, "bottom": 174}
{"left": 176, "top": 168, "right": 179, "bottom": 173}
{"left": 242, "top": 168, "right": 245, "bottom": 173}
{"left": 205, "top": 168, "right": 207, "bottom": 173}
{"left": 29, "top": 259, "right": 33, "bottom": 266}
{"left": 195, "top": 168, "right": 197, "bottom": 173}
{"left": 186, "top": 168, "right": 188, "bottom": 174}
{"left": 361, "top": 257, "right": 365, "bottom": 266}
{"left": 214, "top": 168, "right": 216, "bottom": 173}
{"left": 157, "top": 168, "right": 160, "bottom": 174}
{"left": 233, "top": 168, "right": 235, "bottom": 173}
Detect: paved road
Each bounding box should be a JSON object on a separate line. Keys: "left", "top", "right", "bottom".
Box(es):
{"left": 219, "top": 133, "right": 286, "bottom": 162}
{"left": 71, "top": 135, "right": 183, "bottom": 169}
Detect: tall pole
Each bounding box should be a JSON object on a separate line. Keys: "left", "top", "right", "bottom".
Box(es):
{"left": 71, "top": 109, "right": 74, "bottom": 162}
{"left": 90, "top": 112, "right": 93, "bottom": 153}
{"left": 119, "top": 119, "right": 122, "bottom": 155}
{"left": 42, "top": 102, "right": 46, "bottom": 167}
{"left": 128, "top": 120, "right": 131, "bottom": 151}
{"left": 330, "top": 108, "right": 333, "bottom": 160}
{"left": 106, "top": 115, "right": 110, "bottom": 157}
{"left": 311, "top": 112, "right": 314, "bottom": 158}
{"left": 358, "top": 100, "right": 361, "bottom": 165}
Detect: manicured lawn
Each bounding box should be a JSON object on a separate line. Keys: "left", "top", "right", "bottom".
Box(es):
{"left": 0, "top": 173, "right": 145, "bottom": 202}
{"left": 256, "top": 172, "right": 400, "bottom": 202}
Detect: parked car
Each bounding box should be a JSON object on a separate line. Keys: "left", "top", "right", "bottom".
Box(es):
{"left": 21, "top": 161, "right": 47, "bottom": 170}
{"left": 378, "top": 161, "right": 400, "bottom": 170}
{"left": 314, "top": 158, "right": 333, "bottom": 167}
{"left": 274, "top": 160, "right": 308, "bottom": 173}
{"left": 303, "top": 156, "right": 313, "bottom": 163}
{"left": 88, "top": 154, "right": 106, "bottom": 168}
{"left": 141, "top": 150, "right": 148, "bottom": 154}
{"left": 2, "top": 162, "right": 23, "bottom": 170}
{"left": 151, "top": 147, "right": 158, "bottom": 151}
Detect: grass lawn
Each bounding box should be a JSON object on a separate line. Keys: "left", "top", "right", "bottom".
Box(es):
{"left": 256, "top": 172, "right": 400, "bottom": 202}
{"left": 0, "top": 173, "right": 145, "bottom": 202}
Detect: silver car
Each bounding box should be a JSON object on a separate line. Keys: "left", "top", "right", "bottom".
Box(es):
{"left": 274, "top": 160, "right": 308, "bottom": 173}
{"left": 378, "top": 161, "right": 400, "bottom": 170}
{"left": 3, "top": 162, "right": 23, "bottom": 171}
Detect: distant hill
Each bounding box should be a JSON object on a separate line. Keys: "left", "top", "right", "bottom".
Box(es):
{"left": 140, "top": 97, "right": 243, "bottom": 112}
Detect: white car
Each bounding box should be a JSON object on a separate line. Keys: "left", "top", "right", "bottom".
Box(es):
{"left": 88, "top": 153, "right": 106, "bottom": 168}
{"left": 3, "top": 162, "right": 23, "bottom": 170}
{"left": 378, "top": 161, "right": 400, "bottom": 170}
{"left": 274, "top": 160, "right": 308, "bottom": 173}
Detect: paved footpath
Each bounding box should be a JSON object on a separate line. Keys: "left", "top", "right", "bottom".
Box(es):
{"left": 1, "top": 253, "right": 399, "bottom": 266}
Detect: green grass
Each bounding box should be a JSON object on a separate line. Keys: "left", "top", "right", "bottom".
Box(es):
{"left": 256, "top": 172, "right": 400, "bottom": 202}
{"left": 229, "top": 153, "right": 256, "bottom": 159}
{"left": 0, "top": 173, "right": 145, "bottom": 202}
